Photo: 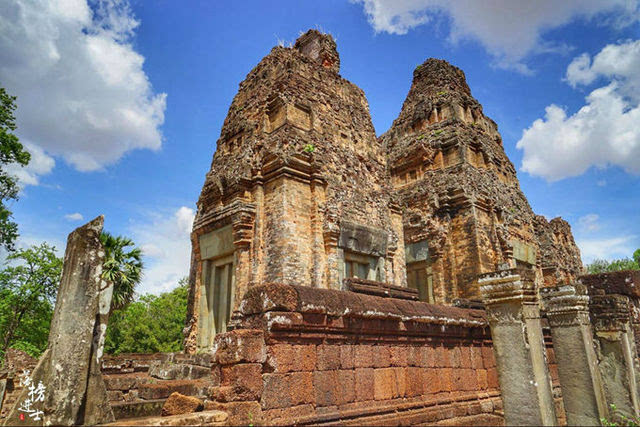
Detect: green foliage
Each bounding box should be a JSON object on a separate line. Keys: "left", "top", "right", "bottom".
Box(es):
{"left": 601, "top": 403, "right": 640, "bottom": 426}
{"left": 0, "top": 86, "right": 31, "bottom": 252}
{"left": 104, "top": 278, "right": 188, "bottom": 355}
{"left": 436, "top": 90, "right": 448, "bottom": 96}
{"left": 417, "top": 134, "right": 427, "bottom": 140}
{"left": 414, "top": 64, "right": 422, "bottom": 71}
{"left": 100, "top": 232, "right": 143, "bottom": 313}
{"left": 432, "top": 129, "right": 444, "bottom": 137}
{"left": 0, "top": 243, "right": 62, "bottom": 363}
{"left": 303, "top": 143, "right": 315, "bottom": 153}
{"left": 586, "top": 248, "right": 640, "bottom": 274}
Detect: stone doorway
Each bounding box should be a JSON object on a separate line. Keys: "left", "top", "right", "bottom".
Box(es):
{"left": 407, "top": 260, "right": 434, "bottom": 303}
{"left": 199, "top": 254, "right": 235, "bottom": 348}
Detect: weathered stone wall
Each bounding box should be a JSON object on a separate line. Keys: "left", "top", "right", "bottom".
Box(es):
{"left": 202, "top": 283, "right": 505, "bottom": 425}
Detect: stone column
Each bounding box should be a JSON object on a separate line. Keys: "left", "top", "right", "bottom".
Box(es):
{"left": 4, "top": 216, "right": 115, "bottom": 426}
{"left": 541, "top": 285, "right": 608, "bottom": 425}
{"left": 590, "top": 293, "right": 640, "bottom": 417}
{"left": 479, "top": 268, "right": 557, "bottom": 426}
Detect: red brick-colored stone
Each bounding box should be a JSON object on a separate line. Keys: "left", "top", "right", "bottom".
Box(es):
{"left": 221, "top": 363, "right": 263, "bottom": 401}
{"left": 390, "top": 346, "right": 408, "bottom": 367}
{"left": 481, "top": 346, "right": 495, "bottom": 369}
{"left": 161, "top": 392, "right": 204, "bottom": 416}
{"left": 340, "top": 345, "right": 355, "bottom": 369}
{"left": 476, "top": 369, "right": 488, "bottom": 390}
{"left": 317, "top": 345, "right": 341, "bottom": 370}
{"left": 372, "top": 345, "right": 391, "bottom": 368}
{"left": 338, "top": 370, "right": 356, "bottom": 404}
{"left": 460, "top": 346, "right": 472, "bottom": 369}
{"left": 354, "top": 345, "right": 373, "bottom": 368}
{"left": 470, "top": 346, "right": 483, "bottom": 369}
{"left": 405, "top": 367, "right": 424, "bottom": 397}
{"left": 424, "top": 368, "right": 440, "bottom": 394}
{"left": 435, "top": 346, "right": 449, "bottom": 368}
{"left": 215, "top": 330, "right": 266, "bottom": 365}
{"left": 487, "top": 367, "right": 499, "bottom": 389}
{"left": 394, "top": 367, "right": 407, "bottom": 398}
{"left": 355, "top": 368, "right": 374, "bottom": 401}
{"left": 261, "top": 372, "right": 314, "bottom": 409}
{"left": 440, "top": 368, "right": 453, "bottom": 392}
{"left": 313, "top": 370, "right": 340, "bottom": 407}
{"left": 374, "top": 368, "right": 397, "bottom": 400}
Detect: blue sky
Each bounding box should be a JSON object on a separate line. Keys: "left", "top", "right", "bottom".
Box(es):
{"left": 1, "top": 0, "right": 639, "bottom": 294}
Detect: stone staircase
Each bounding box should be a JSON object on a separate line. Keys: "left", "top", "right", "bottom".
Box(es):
{"left": 102, "top": 353, "right": 216, "bottom": 422}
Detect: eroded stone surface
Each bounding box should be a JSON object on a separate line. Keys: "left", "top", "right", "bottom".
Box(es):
{"left": 3, "top": 216, "right": 114, "bottom": 426}
{"left": 161, "top": 392, "right": 204, "bottom": 417}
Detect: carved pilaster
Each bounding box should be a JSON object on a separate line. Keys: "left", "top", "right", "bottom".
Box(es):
{"left": 479, "top": 269, "right": 557, "bottom": 426}
{"left": 541, "top": 285, "right": 607, "bottom": 425}
{"left": 590, "top": 293, "right": 640, "bottom": 417}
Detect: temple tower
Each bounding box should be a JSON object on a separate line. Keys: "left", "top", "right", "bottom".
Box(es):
{"left": 186, "top": 30, "right": 405, "bottom": 351}
{"left": 382, "top": 59, "right": 582, "bottom": 303}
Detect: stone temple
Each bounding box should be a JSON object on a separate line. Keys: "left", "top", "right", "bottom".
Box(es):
{"left": 4, "top": 29, "right": 640, "bottom": 427}
{"left": 184, "top": 29, "right": 582, "bottom": 350}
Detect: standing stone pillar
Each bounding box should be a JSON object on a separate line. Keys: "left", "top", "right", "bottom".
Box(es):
{"left": 479, "top": 268, "right": 557, "bottom": 426}
{"left": 541, "top": 285, "right": 608, "bottom": 425}
{"left": 4, "top": 216, "right": 115, "bottom": 426}
{"left": 590, "top": 293, "right": 640, "bottom": 417}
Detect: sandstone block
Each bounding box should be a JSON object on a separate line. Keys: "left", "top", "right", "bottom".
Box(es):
{"left": 221, "top": 363, "right": 263, "bottom": 401}
{"left": 204, "top": 400, "right": 263, "bottom": 426}
{"left": 353, "top": 345, "right": 373, "bottom": 368}
{"left": 214, "top": 330, "right": 266, "bottom": 365}
{"left": 373, "top": 368, "right": 397, "bottom": 400}
{"left": 389, "top": 346, "right": 408, "bottom": 367}
{"left": 372, "top": 345, "right": 391, "bottom": 368}
{"left": 313, "top": 370, "right": 340, "bottom": 407}
{"left": 261, "top": 372, "right": 313, "bottom": 409}
{"left": 354, "top": 368, "right": 374, "bottom": 401}
{"left": 161, "top": 392, "right": 204, "bottom": 417}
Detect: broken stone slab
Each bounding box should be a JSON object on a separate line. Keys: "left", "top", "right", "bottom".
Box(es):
{"left": 105, "top": 409, "right": 228, "bottom": 426}
{"left": 3, "top": 216, "right": 115, "bottom": 426}
{"left": 161, "top": 392, "right": 204, "bottom": 416}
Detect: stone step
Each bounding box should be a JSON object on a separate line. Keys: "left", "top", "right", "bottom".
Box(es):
{"left": 110, "top": 399, "right": 166, "bottom": 420}
{"left": 148, "top": 362, "right": 212, "bottom": 381}
{"left": 105, "top": 409, "right": 228, "bottom": 426}
{"left": 136, "top": 379, "right": 210, "bottom": 401}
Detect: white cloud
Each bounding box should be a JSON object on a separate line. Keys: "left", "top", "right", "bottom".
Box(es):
{"left": 131, "top": 206, "right": 195, "bottom": 295}
{"left": 354, "top": 0, "right": 638, "bottom": 72}
{"left": 64, "top": 212, "right": 84, "bottom": 221}
{"left": 517, "top": 40, "right": 640, "bottom": 181}
{"left": 577, "top": 213, "right": 600, "bottom": 232}
{"left": 4, "top": 143, "right": 56, "bottom": 187}
{"left": 577, "top": 235, "right": 637, "bottom": 263}
{"left": 0, "top": 0, "right": 166, "bottom": 185}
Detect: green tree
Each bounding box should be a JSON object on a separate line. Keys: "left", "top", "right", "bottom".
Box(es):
{"left": 0, "top": 86, "right": 30, "bottom": 252}
{"left": 104, "top": 278, "right": 188, "bottom": 355}
{"left": 100, "top": 232, "right": 143, "bottom": 313}
{"left": 586, "top": 248, "right": 640, "bottom": 274}
{"left": 0, "top": 243, "right": 62, "bottom": 361}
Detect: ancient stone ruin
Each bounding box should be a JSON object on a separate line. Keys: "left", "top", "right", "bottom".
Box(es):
{"left": 2, "top": 29, "right": 639, "bottom": 426}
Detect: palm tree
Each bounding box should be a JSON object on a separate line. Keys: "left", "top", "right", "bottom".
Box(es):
{"left": 100, "top": 232, "right": 143, "bottom": 313}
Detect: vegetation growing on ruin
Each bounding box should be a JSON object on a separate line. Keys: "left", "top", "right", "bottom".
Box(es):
{"left": 587, "top": 249, "right": 640, "bottom": 274}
